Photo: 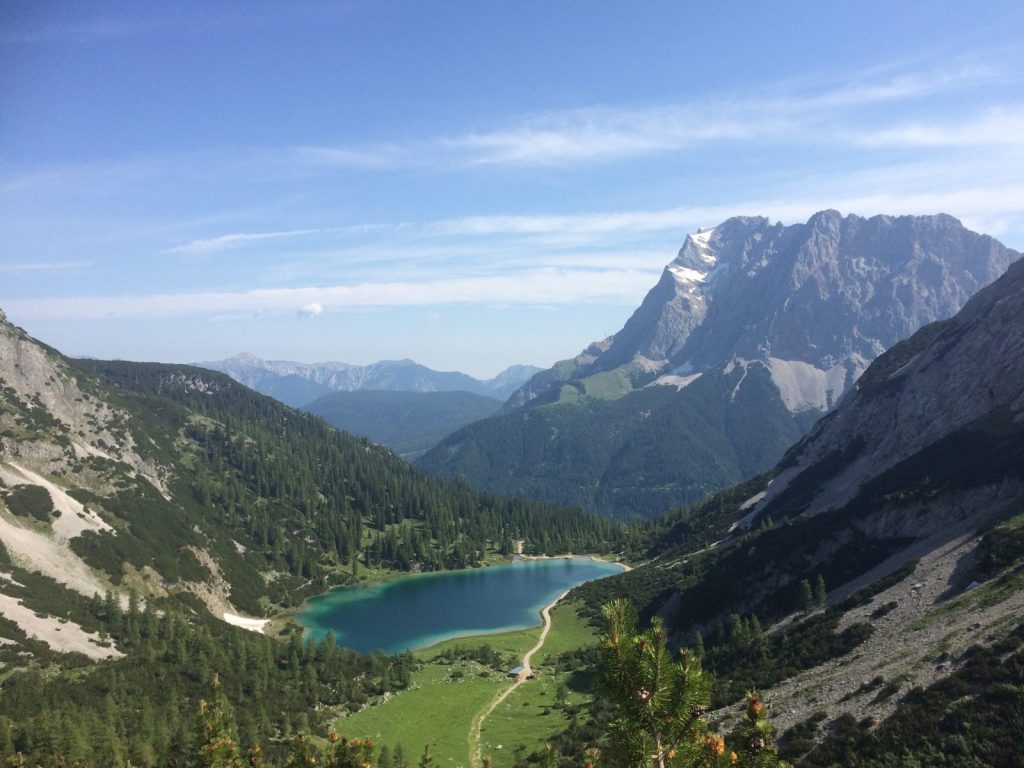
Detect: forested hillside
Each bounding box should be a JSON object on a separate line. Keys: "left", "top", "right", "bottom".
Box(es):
{"left": 0, "top": 314, "right": 622, "bottom": 765}
{"left": 302, "top": 389, "right": 503, "bottom": 459}
{"left": 420, "top": 366, "right": 813, "bottom": 519}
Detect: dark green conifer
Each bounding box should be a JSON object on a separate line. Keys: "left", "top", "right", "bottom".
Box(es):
{"left": 195, "top": 679, "right": 245, "bottom": 768}
{"left": 813, "top": 574, "right": 827, "bottom": 606}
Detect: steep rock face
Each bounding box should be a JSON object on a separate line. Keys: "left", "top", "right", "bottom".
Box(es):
{"left": 0, "top": 314, "right": 166, "bottom": 492}
{"left": 512, "top": 211, "right": 1015, "bottom": 415}
{"left": 756, "top": 253, "right": 1024, "bottom": 533}
{"left": 622, "top": 248, "right": 1024, "bottom": 641}
{"left": 573, "top": 258, "right": 1024, "bottom": 738}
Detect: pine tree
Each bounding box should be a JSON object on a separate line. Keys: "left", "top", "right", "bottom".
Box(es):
{"left": 323, "top": 733, "right": 375, "bottom": 768}
{"left": 554, "top": 682, "right": 570, "bottom": 710}
{"left": 813, "top": 574, "right": 827, "bottom": 606}
{"left": 597, "top": 598, "right": 788, "bottom": 768}
{"left": 748, "top": 616, "right": 769, "bottom": 662}
{"left": 797, "top": 580, "right": 813, "bottom": 611}
{"left": 691, "top": 630, "right": 705, "bottom": 660}
{"left": 284, "top": 732, "right": 320, "bottom": 768}
{"left": 194, "top": 680, "right": 245, "bottom": 768}
{"left": 733, "top": 692, "right": 786, "bottom": 767}
{"left": 597, "top": 598, "right": 715, "bottom": 768}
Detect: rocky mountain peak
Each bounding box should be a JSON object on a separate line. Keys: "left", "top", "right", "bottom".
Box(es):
{"left": 511, "top": 211, "right": 1017, "bottom": 415}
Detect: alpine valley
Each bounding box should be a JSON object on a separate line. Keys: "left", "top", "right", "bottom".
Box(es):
{"left": 0, "top": 309, "right": 619, "bottom": 763}
{"left": 0, "top": 211, "right": 1023, "bottom": 768}
{"left": 418, "top": 211, "right": 1018, "bottom": 519}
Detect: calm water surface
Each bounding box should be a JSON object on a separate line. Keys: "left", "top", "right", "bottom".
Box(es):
{"left": 297, "top": 557, "right": 621, "bottom": 654}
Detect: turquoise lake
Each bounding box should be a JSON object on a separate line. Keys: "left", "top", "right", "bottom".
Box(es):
{"left": 296, "top": 557, "right": 622, "bottom": 654}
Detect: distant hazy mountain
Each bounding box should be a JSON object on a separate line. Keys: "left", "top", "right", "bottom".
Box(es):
{"left": 197, "top": 353, "right": 541, "bottom": 407}
{"left": 302, "top": 390, "right": 503, "bottom": 459}
{"left": 420, "top": 211, "right": 1018, "bottom": 517}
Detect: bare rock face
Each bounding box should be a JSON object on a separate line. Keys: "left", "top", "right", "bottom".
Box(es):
{"left": 758, "top": 253, "right": 1024, "bottom": 532}
{"left": 510, "top": 211, "right": 1017, "bottom": 416}
{"left": 0, "top": 316, "right": 167, "bottom": 491}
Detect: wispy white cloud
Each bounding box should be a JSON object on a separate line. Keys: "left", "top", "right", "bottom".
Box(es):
{"left": 156, "top": 162, "right": 1024, "bottom": 287}
{"left": 295, "top": 63, "right": 1002, "bottom": 168}
{"left": 0, "top": 260, "right": 93, "bottom": 272}
{"left": 168, "top": 228, "right": 325, "bottom": 254}
{"left": 9, "top": 176, "right": 1024, "bottom": 325}
{"left": 167, "top": 224, "right": 391, "bottom": 254}
{"left": 2, "top": 268, "right": 655, "bottom": 322}
{"left": 850, "top": 105, "right": 1024, "bottom": 148}
{"left": 0, "top": 18, "right": 165, "bottom": 44}
{"left": 439, "top": 108, "right": 761, "bottom": 166}
{"left": 1, "top": 59, "right": 1011, "bottom": 199}
{"left": 428, "top": 207, "right": 713, "bottom": 238}
{"left": 292, "top": 144, "right": 415, "bottom": 171}
{"left": 792, "top": 64, "right": 1000, "bottom": 109}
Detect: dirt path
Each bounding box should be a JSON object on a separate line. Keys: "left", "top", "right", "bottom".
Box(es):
{"left": 468, "top": 590, "right": 569, "bottom": 768}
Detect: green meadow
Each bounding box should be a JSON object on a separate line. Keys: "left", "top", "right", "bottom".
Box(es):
{"left": 333, "top": 600, "right": 601, "bottom": 768}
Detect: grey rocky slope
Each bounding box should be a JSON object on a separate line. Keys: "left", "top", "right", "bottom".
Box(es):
{"left": 753, "top": 247, "right": 1024, "bottom": 535}
{"left": 199, "top": 353, "right": 540, "bottom": 408}
{"left": 576, "top": 253, "right": 1024, "bottom": 745}
{"left": 421, "top": 211, "right": 1017, "bottom": 518}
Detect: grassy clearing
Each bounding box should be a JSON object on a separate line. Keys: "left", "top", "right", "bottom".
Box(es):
{"left": 535, "top": 601, "right": 599, "bottom": 661}
{"left": 333, "top": 599, "right": 602, "bottom": 768}
{"left": 481, "top": 601, "right": 600, "bottom": 768}
{"left": 336, "top": 622, "right": 544, "bottom": 767}
{"left": 335, "top": 660, "right": 504, "bottom": 767}
{"left": 479, "top": 676, "right": 573, "bottom": 768}
{"left": 418, "top": 624, "right": 541, "bottom": 664}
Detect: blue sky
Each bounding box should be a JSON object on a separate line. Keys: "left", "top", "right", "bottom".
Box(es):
{"left": 2, "top": 1, "right": 1023, "bottom": 377}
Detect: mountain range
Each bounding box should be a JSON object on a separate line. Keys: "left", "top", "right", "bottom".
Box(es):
{"left": 419, "top": 211, "right": 1018, "bottom": 518}
{"left": 1, "top": 206, "right": 1022, "bottom": 764}
{"left": 570, "top": 243, "right": 1024, "bottom": 762}
{"left": 198, "top": 353, "right": 541, "bottom": 408}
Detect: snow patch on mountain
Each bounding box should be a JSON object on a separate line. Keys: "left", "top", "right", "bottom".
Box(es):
{"left": 667, "top": 264, "right": 708, "bottom": 285}
{"left": 687, "top": 227, "right": 717, "bottom": 265}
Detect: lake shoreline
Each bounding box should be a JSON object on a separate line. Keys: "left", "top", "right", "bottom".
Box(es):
{"left": 284, "top": 552, "right": 628, "bottom": 617}
{"left": 292, "top": 555, "right": 623, "bottom": 654}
